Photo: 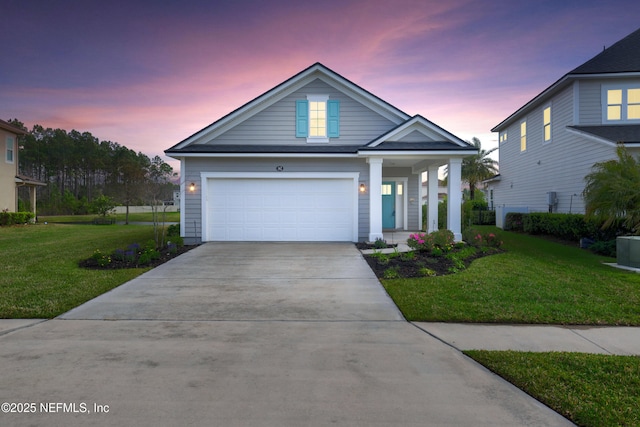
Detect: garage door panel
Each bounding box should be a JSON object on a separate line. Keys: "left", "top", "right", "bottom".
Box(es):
{"left": 207, "top": 178, "right": 355, "bottom": 241}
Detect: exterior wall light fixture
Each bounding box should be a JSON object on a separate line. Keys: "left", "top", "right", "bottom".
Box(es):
{"left": 189, "top": 182, "right": 196, "bottom": 192}
{"left": 359, "top": 183, "right": 366, "bottom": 193}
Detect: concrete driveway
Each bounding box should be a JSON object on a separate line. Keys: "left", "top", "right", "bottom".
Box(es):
{"left": 0, "top": 243, "right": 573, "bottom": 426}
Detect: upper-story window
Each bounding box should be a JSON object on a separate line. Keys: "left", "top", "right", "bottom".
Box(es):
{"left": 296, "top": 96, "right": 340, "bottom": 143}
{"left": 6, "top": 136, "right": 14, "bottom": 163}
{"left": 520, "top": 120, "right": 527, "bottom": 152}
{"left": 603, "top": 84, "right": 640, "bottom": 123}
{"left": 499, "top": 131, "right": 507, "bottom": 143}
{"left": 543, "top": 106, "right": 551, "bottom": 142}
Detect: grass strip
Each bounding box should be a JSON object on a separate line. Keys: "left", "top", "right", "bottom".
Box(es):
{"left": 465, "top": 350, "right": 640, "bottom": 427}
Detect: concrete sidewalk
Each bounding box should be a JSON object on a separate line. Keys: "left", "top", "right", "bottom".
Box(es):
{"left": 3, "top": 319, "right": 638, "bottom": 356}
{"left": 414, "top": 323, "right": 640, "bottom": 355}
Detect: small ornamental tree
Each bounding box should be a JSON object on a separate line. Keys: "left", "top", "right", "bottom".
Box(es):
{"left": 90, "top": 195, "right": 117, "bottom": 218}
{"left": 583, "top": 144, "right": 640, "bottom": 234}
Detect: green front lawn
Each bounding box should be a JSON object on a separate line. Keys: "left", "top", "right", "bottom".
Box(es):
{"left": 0, "top": 224, "right": 156, "bottom": 318}
{"left": 466, "top": 351, "right": 640, "bottom": 427}
{"left": 382, "top": 228, "right": 640, "bottom": 325}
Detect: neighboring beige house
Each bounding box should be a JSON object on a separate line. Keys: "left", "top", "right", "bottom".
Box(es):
{"left": 0, "top": 119, "right": 45, "bottom": 215}
{"left": 488, "top": 27, "right": 640, "bottom": 226}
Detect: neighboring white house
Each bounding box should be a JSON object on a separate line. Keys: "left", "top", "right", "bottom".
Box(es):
{"left": 165, "top": 63, "right": 476, "bottom": 243}
{"left": 487, "top": 27, "right": 640, "bottom": 225}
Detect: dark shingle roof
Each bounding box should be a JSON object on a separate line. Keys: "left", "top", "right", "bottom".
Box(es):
{"left": 568, "top": 125, "right": 640, "bottom": 144}
{"left": 165, "top": 144, "right": 363, "bottom": 154}
{"left": 492, "top": 27, "right": 640, "bottom": 132}
{"left": 165, "top": 141, "right": 477, "bottom": 155}
{"left": 570, "top": 27, "right": 640, "bottom": 74}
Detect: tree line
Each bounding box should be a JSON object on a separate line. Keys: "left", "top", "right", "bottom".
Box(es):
{"left": 8, "top": 119, "right": 175, "bottom": 218}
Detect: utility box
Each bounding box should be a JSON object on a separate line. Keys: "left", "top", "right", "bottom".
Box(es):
{"left": 617, "top": 236, "right": 640, "bottom": 269}
{"left": 547, "top": 191, "right": 557, "bottom": 206}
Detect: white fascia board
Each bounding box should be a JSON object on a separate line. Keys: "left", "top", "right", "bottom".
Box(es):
{"left": 358, "top": 150, "right": 474, "bottom": 157}
{"left": 167, "top": 152, "right": 358, "bottom": 159}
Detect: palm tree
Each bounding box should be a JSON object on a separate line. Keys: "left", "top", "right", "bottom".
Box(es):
{"left": 461, "top": 137, "right": 498, "bottom": 200}
{"left": 583, "top": 144, "right": 640, "bottom": 233}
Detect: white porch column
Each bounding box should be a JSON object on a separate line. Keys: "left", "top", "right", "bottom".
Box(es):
{"left": 368, "top": 158, "right": 383, "bottom": 242}
{"left": 447, "top": 158, "right": 463, "bottom": 241}
{"left": 427, "top": 164, "right": 440, "bottom": 233}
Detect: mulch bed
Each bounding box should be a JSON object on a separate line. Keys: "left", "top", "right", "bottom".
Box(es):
{"left": 361, "top": 248, "right": 503, "bottom": 279}
{"left": 79, "top": 245, "right": 199, "bottom": 269}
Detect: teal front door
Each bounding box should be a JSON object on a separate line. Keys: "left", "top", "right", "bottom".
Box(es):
{"left": 382, "top": 181, "right": 395, "bottom": 229}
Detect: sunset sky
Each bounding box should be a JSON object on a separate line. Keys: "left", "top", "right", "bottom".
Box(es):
{"left": 2, "top": 0, "right": 640, "bottom": 172}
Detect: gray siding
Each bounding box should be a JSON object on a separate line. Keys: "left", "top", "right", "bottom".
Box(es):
{"left": 205, "top": 79, "right": 397, "bottom": 146}
{"left": 182, "top": 157, "right": 372, "bottom": 242}
{"left": 397, "top": 130, "right": 431, "bottom": 143}
{"left": 491, "top": 84, "right": 619, "bottom": 215}
{"left": 578, "top": 80, "right": 601, "bottom": 125}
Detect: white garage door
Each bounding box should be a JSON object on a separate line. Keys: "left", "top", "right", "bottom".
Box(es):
{"left": 206, "top": 177, "right": 356, "bottom": 241}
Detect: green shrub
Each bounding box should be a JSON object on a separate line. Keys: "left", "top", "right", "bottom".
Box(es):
{"left": 505, "top": 213, "right": 525, "bottom": 231}
{"left": 589, "top": 239, "right": 617, "bottom": 257}
{"left": 0, "top": 211, "right": 34, "bottom": 226}
{"left": 167, "top": 223, "right": 180, "bottom": 237}
{"left": 463, "top": 227, "right": 503, "bottom": 248}
{"left": 523, "top": 213, "right": 589, "bottom": 241}
{"left": 373, "top": 238, "right": 388, "bottom": 249}
{"left": 383, "top": 267, "right": 400, "bottom": 279}
{"left": 431, "top": 229, "right": 455, "bottom": 250}
{"left": 418, "top": 267, "right": 437, "bottom": 277}
{"left": 407, "top": 230, "right": 455, "bottom": 254}
{"left": 471, "top": 210, "right": 496, "bottom": 225}
{"left": 167, "top": 235, "right": 184, "bottom": 248}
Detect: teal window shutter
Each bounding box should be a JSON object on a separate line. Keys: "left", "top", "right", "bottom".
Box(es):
{"left": 327, "top": 99, "right": 340, "bottom": 137}
{"left": 296, "top": 100, "right": 308, "bottom": 137}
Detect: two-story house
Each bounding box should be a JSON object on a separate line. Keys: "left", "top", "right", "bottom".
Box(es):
{"left": 0, "top": 119, "right": 24, "bottom": 212}
{"left": 0, "top": 119, "right": 45, "bottom": 216}
{"left": 487, "top": 27, "right": 640, "bottom": 226}
{"left": 165, "top": 63, "right": 476, "bottom": 243}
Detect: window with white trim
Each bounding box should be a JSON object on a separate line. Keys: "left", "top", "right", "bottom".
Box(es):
{"left": 296, "top": 95, "right": 340, "bottom": 143}
{"left": 543, "top": 105, "right": 551, "bottom": 142}
{"left": 6, "top": 136, "right": 14, "bottom": 163}
{"left": 603, "top": 84, "right": 640, "bottom": 123}
{"left": 520, "top": 120, "right": 527, "bottom": 152}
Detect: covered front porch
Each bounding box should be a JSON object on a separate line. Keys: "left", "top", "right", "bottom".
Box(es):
{"left": 363, "top": 156, "right": 465, "bottom": 242}
{"left": 357, "top": 115, "right": 476, "bottom": 243}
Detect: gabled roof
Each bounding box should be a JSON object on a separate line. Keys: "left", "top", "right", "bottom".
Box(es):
{"left": 366, "top": 115, "right": 472, "bottom": 149}
{"left": 166, "top": 63, "right": 411, "bottom": 152}
{"left": 492, "top": 27, "right": 640, "bottom": 132}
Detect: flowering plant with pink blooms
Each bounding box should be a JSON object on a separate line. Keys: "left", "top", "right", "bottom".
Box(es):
{"left": 463, "top": 227, "right": 503, "bottom": 248}
{"left": 407, "top": 229, "right": 455, "bottom": 254}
